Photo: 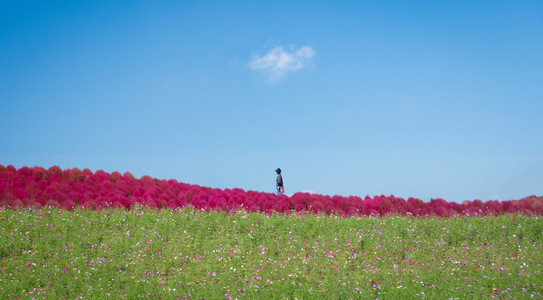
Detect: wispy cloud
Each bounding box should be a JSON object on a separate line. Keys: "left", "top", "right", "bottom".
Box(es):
{"left": 249, "top": 45, "right": 315, "bottom": 81}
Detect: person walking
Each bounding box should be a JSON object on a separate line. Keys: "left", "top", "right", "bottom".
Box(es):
{"left": 276, "top": 168, "right": 284, "bottom": 195}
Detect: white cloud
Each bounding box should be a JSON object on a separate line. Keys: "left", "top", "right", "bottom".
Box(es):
{"left": 249, "top": 45, "right": 315, "bottom": 81}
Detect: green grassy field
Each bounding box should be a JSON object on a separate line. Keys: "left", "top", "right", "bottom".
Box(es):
{"left": 0, "top": 206, "right": 541, "bottom": 299}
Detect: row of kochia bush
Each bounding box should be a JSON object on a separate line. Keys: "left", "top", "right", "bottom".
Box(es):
{"left": 0, "top": 165, "right": 542, "bottom": 216}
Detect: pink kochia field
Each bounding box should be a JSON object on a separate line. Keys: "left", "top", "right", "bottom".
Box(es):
{"left": 0, "top": 165, "right": 542, "bottom": 216}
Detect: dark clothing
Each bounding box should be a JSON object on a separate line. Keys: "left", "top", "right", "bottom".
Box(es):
{"left": 276, "top": 174, "right": 283, "bottom": 188}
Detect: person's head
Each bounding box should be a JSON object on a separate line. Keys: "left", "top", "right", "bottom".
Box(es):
{"left": 275, "top": 168, "right": 281, "bottom": 174}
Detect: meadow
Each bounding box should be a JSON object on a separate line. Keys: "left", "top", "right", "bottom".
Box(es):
{"left": 1, "top": 207, "right": 541, "bottom": 299}
{"left": 1, "top": 165, "right": 542, "bottom": 298}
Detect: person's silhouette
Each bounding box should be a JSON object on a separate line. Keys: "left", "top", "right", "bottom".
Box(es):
{"left": 276, "top": 168, "right": 283, "bottom": 195}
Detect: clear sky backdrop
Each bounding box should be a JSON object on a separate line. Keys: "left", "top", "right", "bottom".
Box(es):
{"left": 1, "top": 1, "right": 542, "bottom": 203}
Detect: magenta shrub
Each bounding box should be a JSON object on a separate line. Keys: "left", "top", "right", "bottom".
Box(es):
{"left": 0, "top": 165, "right": 542, "bottom": 216}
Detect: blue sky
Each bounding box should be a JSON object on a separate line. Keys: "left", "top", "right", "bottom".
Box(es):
{"left": 1, "top": 1, "right": 542, "bottom": 202}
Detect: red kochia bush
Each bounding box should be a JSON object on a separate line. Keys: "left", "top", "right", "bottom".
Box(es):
{"left": 0, "top": 165, "right": 542, "bottom": 217}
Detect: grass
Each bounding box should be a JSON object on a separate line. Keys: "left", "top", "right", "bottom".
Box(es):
{"left": 0, "top": 206, "right": 541, "bottom": 299}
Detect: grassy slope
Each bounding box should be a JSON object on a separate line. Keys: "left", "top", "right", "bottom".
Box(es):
{"left": 0, "top": 207, "right": 541, "bottom": 299}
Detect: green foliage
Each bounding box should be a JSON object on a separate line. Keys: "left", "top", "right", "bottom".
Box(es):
{"left": 0, "top": 207, "right": 541, "bottom": 299}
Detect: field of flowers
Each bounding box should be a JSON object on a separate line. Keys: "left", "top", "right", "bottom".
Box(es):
{"left": 0, "top": 207, "right": 541, "bottom": 299}
{"left": 0, "top": 165, "right": 542, "bottom": 299}
{"left": 1, "top": 165, "right": 542, "bottom": 216}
